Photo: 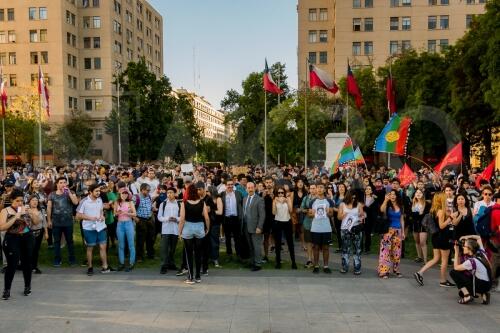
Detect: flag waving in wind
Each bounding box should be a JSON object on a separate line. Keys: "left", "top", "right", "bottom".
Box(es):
{"left": 398, "top": 163, "right": 416, "bottom": 187}
{"left": 434, "top": 142, "right": 462, "bottom": 173}
{"left": 373, "top": 113, "right": 412, "bottom": 155}
{"left": 309, "top": 64, "right": 338, "bottom": 94}
{"left": 347, "top": 63, "right": 363, "bottom": 109}
{"left": 263, "top": 59, "right": 283, "bottom": 95}
{"left": 386, "top": 72, "right": 396, "bottom": 115}
{"left": 0, "top": 67, "right": 7, "bottom": 118}
{"left": 38, "top": 65, "right": 50, "bottom": 117}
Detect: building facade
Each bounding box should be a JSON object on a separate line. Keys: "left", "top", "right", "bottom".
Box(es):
{"left": 298, "top": 0, "right": 487, "bottom": 86}
{"left": 175, "top": 88, "right": 229, "bottom": 143}
{"left": 0, "top": 0, "right": 163, "bottom": 163}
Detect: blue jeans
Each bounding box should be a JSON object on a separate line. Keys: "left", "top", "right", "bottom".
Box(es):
{"left": 116, "top": 221, "right": 136, "bottom": 265}
{"left": 341, "top": 229, "right": 362, "bottom": 272}
{"left": 53, "top": 225, "right": 75, "bottom": 265}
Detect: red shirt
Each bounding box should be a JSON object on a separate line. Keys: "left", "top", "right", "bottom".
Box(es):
{"left": 491, "top": 203, "right": 500, "bottom": 244}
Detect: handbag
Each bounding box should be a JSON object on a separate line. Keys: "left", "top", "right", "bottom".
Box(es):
{"left": 350, "top": 223, "right": 364, "bottom": 234}
{"left": 421, "top": 213, "right": 438, "bottom": 234}
{"left": 373, "top": 214, "right": 389, "bottom": 234}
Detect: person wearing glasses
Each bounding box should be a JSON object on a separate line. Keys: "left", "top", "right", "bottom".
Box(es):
{"left": 272, "top": 187, "right": 297, "bottom": 269}
{"left": 473, "top": 185, "right": 495, "bottom": 219}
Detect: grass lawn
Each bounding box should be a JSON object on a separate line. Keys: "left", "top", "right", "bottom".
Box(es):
{"left": 34, "top": 225, "right": 425, "bottom": 272}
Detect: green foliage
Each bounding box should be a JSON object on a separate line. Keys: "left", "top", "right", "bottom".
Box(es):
{"left": 4, "top": 114, "right": 49, "bottom": 159}
{"left": 50, "top": 109, "right": 93, "bottom": 161}
{"left": 196, "top": 139, "right": 229, "bottom": 163}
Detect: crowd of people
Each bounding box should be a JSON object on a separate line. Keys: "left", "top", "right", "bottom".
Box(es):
{"left": 0, "top": 162, "right": 498, "bottom": 304}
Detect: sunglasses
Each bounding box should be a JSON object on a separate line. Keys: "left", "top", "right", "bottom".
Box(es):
{"left": 483, "top": 192, "right": 492, "bottom": 196}
{"left": 277, "top": 192, "right": 284, "bottom": 195}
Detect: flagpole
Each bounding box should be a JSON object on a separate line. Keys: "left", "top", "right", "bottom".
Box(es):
{"left": 264, "top": 91, "right": 267, "bottom": 173}
{"left": 407, "top": 155, "right": 433, "bottom": 170}
{"left": 387, "top": 63, "right": 393, "bottom": 169}
{"left": 2, "top": 118, "right": 5, "bottom": 174}
{"left": 38, "top": 93, "right": 43, "bottom": 167}
{"left": 346, "top": 59, "right": 349, "bottom": 135}
{"left": 304, "top": 58, "right": 309, "bottom": 169}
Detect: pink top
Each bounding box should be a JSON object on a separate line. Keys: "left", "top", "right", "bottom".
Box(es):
{"left": 117, "top": 202, "right": 132, "bottom": 222}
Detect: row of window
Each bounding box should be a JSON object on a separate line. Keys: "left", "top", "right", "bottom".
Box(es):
{"left": 29, "top": 7, "right": 48, "bottom": 20}
{"left": 0, "top": 73, "right": 50, "bottom": 87}
{"left": 83, "top": 16, "right": 101, "bottom": 29}
{"left": 0, "top": 52, "right": 49, "bottom": 66}
{"left": 0, "top": 9, "right": 15, "bottom": 21}
{"left": 308, "top": 52, "right": 328, "bottom": 65}
{"left": 351, "top": 0, "right": 484, "bottom": 7}
{"left": 308, "top": 8, "right": 328, "bottom": 21}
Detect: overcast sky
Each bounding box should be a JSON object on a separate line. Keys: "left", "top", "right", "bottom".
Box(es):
{"left": 149, "top": 0, "right": 298, "bottom": 108}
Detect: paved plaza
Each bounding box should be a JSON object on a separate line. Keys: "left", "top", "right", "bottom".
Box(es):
{"left": 0, "top": 254, "right": 498, "bottom": 333}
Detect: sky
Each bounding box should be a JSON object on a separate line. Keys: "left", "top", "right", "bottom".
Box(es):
{"left": 148, "top": 0, "right": 298, "bottom": 109}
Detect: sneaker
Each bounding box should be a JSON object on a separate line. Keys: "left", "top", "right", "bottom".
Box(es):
{"left": 53, "top": 261, "right": 62, "bottom": 267}
{"left": 440, "top": 280, "right": 455, "bottom": 288}
{"left": 2, "top": 289, "right": 10, "bottom": 300}
{"left": 213, "top": 260, "right": 221, "bottom": 268}
{"left": 87, "top": 267, "right": 94, "bottom": 276}
{"left": 184, "top": 279, "right": 195, "bottom": 285}
{"left": 33, "top": 268, "right": 42, "bottom": 274}
{"left": 101, "top": 267, "right": 111, "bottom": 274}
{"left": 312, "top": 266, "right": 320, "bottom": 274}
{"left": 304, "top": 260, "right": 313, "bottom": 268}
{"left": 195, "top": 277, "right": 201, "bottom": 283}
{"left": 23, "top": 287, "right": 31, "bottom": 296}
{"left": 414, "top": 272, "right": 424, "bottom": 286}
{"left": 202, "top": 270, "right": 208, "bottom": 276}
{"left": 176, "top": 269, "right": 188, "bottom": 276}
{"left": 108, "top": 266, "right": 116, "bottom": 272}
{"left": 125, "top": 265, "right": 134, "bottom": 272}
{"left": 340, "top": 268, "right": 347, "bottom": 274}
{"left": 160, "top": 267, "right": 167, "bottom": 275}
{"left": 118, "top": 265, "right": 126, "bottom": 272}
{"left": 353, "top": 270, "right": 361, "bottom": 275}
{"left": 323, "top": 267, "right": 332, "bottom": 274}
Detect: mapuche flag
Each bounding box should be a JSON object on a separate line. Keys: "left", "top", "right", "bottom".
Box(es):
{"left": 331, "top": 137, "right": 355, "bottom": 173}
{"left": 373, "top": 113, "right": 412, "bottom": 155}
{"left": 263, "top": 59, "right": 283, "bottom": 95}
{"left": 434, "top": 142, "right": 462, "bottom": 173}
{"left": 398, "top": 163, "right": 416, "bottom": 187}
{"left": 309, "top": 64, "right": 338, "bottom": 93}
{"left": 38, "top": 65, "right": 50, "bottom": 117}
{"left": 386, "top": 73, "right": 396, "bottom": 115}
{"left": 0, "top": 68, "right": 7, "bottom": 118}
{"left": 347, "top": 63, "right": 362, "bottom": 109}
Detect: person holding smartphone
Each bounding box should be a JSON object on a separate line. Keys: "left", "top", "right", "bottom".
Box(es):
{"left": 114, "top": 188, "right": 137, "bottom": 272}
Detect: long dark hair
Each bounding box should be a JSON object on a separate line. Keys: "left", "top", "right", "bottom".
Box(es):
{"left": 343, "top": 190, "right": 358, "bottom": 207}
{"left": 387, "top": 189, "right": 402, "bottom": 211}
{"left": 453, "top": 191, "right": 470, "bottom": 210}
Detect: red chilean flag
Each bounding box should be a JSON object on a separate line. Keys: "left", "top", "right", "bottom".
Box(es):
{"left": 475, "top": 159, "right": 495, "bottom": 189}
{"left": 309, "top": 64, "right": 338, "bottom": 94}
{"left": 0, "top": 67, "right": 7, "bottom": 118}
{"left": 434, "top": 142, "right": 462, "bottom": 173}
{"left": 398, "top": 163, "right": 416, "bottom": 187}
{"left": 263, "top": 59, "right": 283, "bottom": 95}
{"left": 347, "top": 63, "right": 363, "bottom": 109}
{"left": 386, "top": 73, "right": 396, "bottom": 115}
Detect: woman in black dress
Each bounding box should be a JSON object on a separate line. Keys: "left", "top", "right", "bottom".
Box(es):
{"left": 451, "top": 192, "right": 475, "bottom": 240}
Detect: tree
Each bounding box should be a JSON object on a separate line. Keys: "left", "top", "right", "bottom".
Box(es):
{"left": 49, "top": 109, "right": 93, "bottom": 161}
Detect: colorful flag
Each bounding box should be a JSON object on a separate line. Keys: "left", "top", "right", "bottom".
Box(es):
{"left": 475, "top": 159, "right": 495, "bottom": 189}
{"left": 309, "top": 64, "right": 338, "bottom": 94}
{"left": 338, "top": 137, "right": 356, "bottom": 165}
{"left": 263, "top": 59, "right": 283, "bottom": 95}
{"left": 434, "top": 142, "right": 462, "bottom": 173}
{"left": 331, "top": 153, "right": 340, "bottom": 174}
{"left": 386, "top": 72, "right": 396, "bottom": 115}
{"left": 398, "top": 163, "right": 416, "bottom": 187}
{"left": 38, "top": 65, "right": 50, "bottom": 117}
{"left": 0, "top": 67, "right": 7, "bottom": 118}
{"left": 347, "top": 63, "right": 363, "bottom": 109}
{"left": 353, "top": 147, "right": 365, "bottom": 165}
{"left": 373, "top": 113, "right": 412, "bottom": 155}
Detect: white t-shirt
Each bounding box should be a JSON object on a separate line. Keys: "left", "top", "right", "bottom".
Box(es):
{"left": 340, "top": 203, "right": 360, "bottom": 231}
{"left": 78, "top": 196, "right": 105, "bottom": 231}
{"left": 463, "top": 257, "right": 489, "bottom": 281}
{"left": 311, "top": 198, "right": 334, "bottom": 233}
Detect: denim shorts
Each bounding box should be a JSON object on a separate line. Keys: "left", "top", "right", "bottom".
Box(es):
{"left": 181, "top": 221, "right": 205, "bottom": 239}
{"left": 83, "top": 229, "right": 107, "bottom": 247}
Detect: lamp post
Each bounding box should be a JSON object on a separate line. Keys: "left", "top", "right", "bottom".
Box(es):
{"left": 115, "top": 63, "right": 122, "bottom": 165}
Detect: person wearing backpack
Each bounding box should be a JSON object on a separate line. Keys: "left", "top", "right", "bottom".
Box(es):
{"left": 158, "top": 187, "right": 180, "bottom": 275}
{"left": 449, "top": 235, "right": 492, "bottom": 305}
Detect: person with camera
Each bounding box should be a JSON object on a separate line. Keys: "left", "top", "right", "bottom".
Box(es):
{"left": 450, "top": 235, "right": 492, "bottom": 304}
{"left": 338, "top": 190, "right": 364, "bottom": 275}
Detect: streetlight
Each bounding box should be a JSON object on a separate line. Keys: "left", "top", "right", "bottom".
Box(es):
{"left": 115, "top": 63, "right": 122, "bottom": 165}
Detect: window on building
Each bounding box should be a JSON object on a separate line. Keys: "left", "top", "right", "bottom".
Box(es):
{"left": 84, "top": 79, "right": 92, "bottom": 90}
{"left": 428, "top": 16, "right": 437, "bottom": 29}
{"left": 126, "top": 10, "right": 132, "bottom": 23}
{"left": 114, "top": 0, "right": 121, "bottom": 14}
{"left": 364, "top": 18, "right": 373, "bottom": 31}
{"left": 319, "top": 51, "right": 327, "bottom": 64}
{"left": 83, "top": 16, "right": 90, "bottom": 28}
{"left": 0, "top": 32, "right": 5, "bottom": 43}
{"left": 95, "top": 128, "right": 103, "bottom": 141}
{"left": 390, "top": 41, "right": 399, "bottom": 55}
{"left": 308, "top": 52, "right": 317, "bottom": 64}
{"left": 146, "top": 27, "right": 152, "bottom": 38}
{"left": 440, "top": 15, "right": 449, "bottom": 29}
{"left": 114, "top": 20, "right": 122, "bottom": 34}
{"left": 0, "top": 53, "right": 5, "bottom": 65}
{"left": 93, "top": 0, "right": 100, "bottom": 7}
{"left": 0, "top": 9, "right": 4, "bottom": 21}
{"left": 9, "top": 74, "right": 16, "bottom": 87}
{"left": 84, "top": 37, "right": 91, "bottom": 48}
{"left": 40, "top": 29, "right": 47, "bottom": 42}
{"left": 93, "top": 37, "right": 100, "bottom": 48}
{"left": 29, "top": 7, "right": 37, "bottom": 20}
{"left": 67, "top": 75, "right": 73, "bottom": 88}
{"left": 137, "top": 19, "right": 143, "bottom": 31}
{"left": 319, "top": 30, "right": 328, "bottom": 43}
{"left": 137, "top": 1, "right": 143, "bottom": 13}
{"left": 85, "top": 99, "right": 93, "bottom": 111}
{"left": 364, "top": 41, "right": 373, "bottom": 55}
{"left": 8, "top": 9, "right": 14, "bottom": 21}
{"left": 308, "top": 30, "right": 317, "bottom": 43}
{"left": 72, "top": 34, "right": 76, "bottom": 46}
{"left": 73, "top": 55, "right": 77, "bottom": 67}
{"left": 402, "top": 40, "right": 411, "bottom": 51}
{"left": 428, "top": 40, "right": 436, "bottom": 53}
{"left": 114, "top": 40, "right": 122, "bottom": 54}
{"left": 390, "top": 0, "right": 399, "bottom": 7}
{"left": 95, "top": 99, "right": 103, "bottom": 111}
{"left": 8, "top": 31, "right": 15, "bottom": 43}
{"left": 41, "top": 51, "right": 48, "bottom": 64}
{"left": 39, "top": 7, "right": 47, "bottom": 20}
{"left": 31, "top": 52, "right": 38, "bottom": 64}
{"left": 127, "top": 48, "right": 133, "bottom": 60}
{"left": 319, "top": 8, "right": 327, "bottom": 21}
{"left": 84, "top": 57, "right": 92, "bottom": 69}
{"left": 94, "top": 57, "right": 101, "bottom": 69}
{"left": 353, "top": 18, "right": 361, "bottom": 31}
{"left": 402, "top": 0, "right": 412, "bottom": 6}
{"left": 95, "top": 79, "right": 103, "bottom": 90}
{"left": 466, "top": 14, "right": 473, "bottom": 28}
{"left": 352, "top": 42, "right": 361, "bottom": 55}
{"left": 30, "top": 30, "right": 38, "bottom": 42}
{"left": 402, "top": 17, "right": 411, "bottom": 30}
{"left": 308, "top": 9, "right": 317, "bottom": 21}
{"left": 67, "top": 54, "right": 72, "bottom": 66}
{"left": 439, "top": 39, "right": 449, "bottom": 51}
{"left": 441, "top": 0, "right": 449, "bottom": 4}
{"left": 93, "top": 16, "right": 101, "bottom": 28}
{"left": 9, "top": 52, "right": 16, "bottom": 65}
{"left": 353, "top": 0, "right": 361, "bottom": 8}
{"left": 365, "top": 0, "right": 373, "bottom": 7}
{"left": 390, "top": 17, "right": 399, "bottom": 30}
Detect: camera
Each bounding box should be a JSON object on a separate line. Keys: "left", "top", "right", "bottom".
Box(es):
{"left": 452, "top": 239, "right": 466, "bottom": 247}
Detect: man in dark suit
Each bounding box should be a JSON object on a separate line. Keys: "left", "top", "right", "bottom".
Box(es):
{"left": 220, "top": 180, "right": 243, "bottom": 258}
{"left": 242, "top": 182, "right": 265, "bottom": 271}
